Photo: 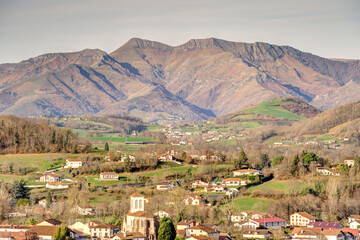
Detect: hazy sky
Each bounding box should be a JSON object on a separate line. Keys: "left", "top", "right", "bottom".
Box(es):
{"left": 0, "top": 0, "right": 359, "bottom": 63}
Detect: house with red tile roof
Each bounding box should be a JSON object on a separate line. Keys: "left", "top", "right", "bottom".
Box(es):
{"left": 307, "top": 222, "right": 343, "bottom": 229}
{"left": 290, "top": 212, "right": 317, "bottom": 226}
{"left": 253, "top": 217, "right": 286, "bottom": 228}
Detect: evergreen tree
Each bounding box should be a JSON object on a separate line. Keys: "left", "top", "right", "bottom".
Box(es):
{"left": 235, "top": 149, "right": 248, "bottom": 168}
{"left": 54, "top": 226, "right": 74, "bottom": 240}
{"left": 272, "top": 156, "right": 284, "bottom": 167}
{"left": 11, "top": 179, "right": 29, "bottom": 202}
{"left": 260, "top": 153, "right": 270, "bottom": 168}
{"left": 158, "top": 217, "right": 176, "bottom": 240}
{"left": 46, "top": 191, "right": 52, "bottom": 208}
{"left": 291, "top": 155, "right": 300, "bottom": 176}
{"left": 104, "top": 142, "right": 109, "bottom": 151}
{"left": 302, "top": 152, "right": 319, "bottom": 168}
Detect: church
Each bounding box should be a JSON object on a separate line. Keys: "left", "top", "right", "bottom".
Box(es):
{"left": 122, "top": 193, "right": 159, "bottom": 240}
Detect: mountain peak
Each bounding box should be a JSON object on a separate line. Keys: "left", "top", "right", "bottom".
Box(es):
{"left": 177, "top": 37, "right": 222, "bottom": 50}
{"left": 119, "top": 38, "right": 172, "bottom": 51}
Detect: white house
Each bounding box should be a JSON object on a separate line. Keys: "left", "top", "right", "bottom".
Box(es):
{"left": 222, "top": 178, "right": 246, "bottom": 186}
{"left": 290, "top": 212, "right": 317, "bottom": 226}
{"left": 184, "top": 196, "right": 202, "bottom": 205}
{"left": 253, "top": 217, "right": 286, "bottom": 228}
{"left": 176, "top": 220, "right": 196, "bottom": 231}
{"left": 89, "top": 223, "right": 119, "bottom": 239}
{"left": 185, "top": 225, "right": 219, "bottom": 239}
{"left": 120, "top": 155, "right": 137, "bottom": 162}
{"left": 233, "top": 169, "right": 261, "bottom": 176}
{"left": 40, "top": 174, "right": 62, "bottom": 182}
{"left": 242, "top": 230, "right": 271, "bottom": 239}
{"left": 74, "top": 205, "right": 95, "bottom": 216}
{"left": 64, "top": 158, "right": 83, "bottom": 168}
{"left": 154, "top": 209, "right": 176, "bottom": 219}
{"left": 225, "top": 188, "right": 238, "bottom": 196}
{"left": 156, "top": 182, "right": 175, "bottom": 190}
{"left": 316, "top": 167, "right": 341, "bottom": 176}
{"left": 46, "top": 182, "right": 69, "bottom": 189}
{"left": 344, "top": 157, "right": 357, "bottom": 167}
{"left": 234, "top": 219, "right": 260, "bottom": 230}
{"left": 38, "top": 199, "right": 47, "bottom": 208}
{"left": 204, "top": 185, "right": 226, "bottom": 192}
{"left": 349, "top": 215, "right": 360, "bottom": 223}
{"left": 350, "top": 221, "right": 360, "bottom": 230}
{"left": 100, "top": 172, "right": 119, "bottom": 180}
{"left": 231, "top": 212, "right": 247, "bottom": 222}
{"left": 191, "top": 180, "right": 209, "bottom": 188}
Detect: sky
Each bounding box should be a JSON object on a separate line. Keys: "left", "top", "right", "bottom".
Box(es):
{"left": 0, "top": 0, "right": 359, "bottom": 63}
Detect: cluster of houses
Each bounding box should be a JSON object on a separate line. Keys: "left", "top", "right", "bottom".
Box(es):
{"left": 229, "top": 210, "right": 360, "bottom": 239}
{"left": 1, "top": 192, "right": 359, "bottom": 240}
{"left": 188, "top": 168, "right": 261, "bottom": 194}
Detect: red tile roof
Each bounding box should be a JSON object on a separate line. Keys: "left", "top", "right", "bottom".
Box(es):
{"left": 253, "top": 217, "right": 286, "bottom": 224}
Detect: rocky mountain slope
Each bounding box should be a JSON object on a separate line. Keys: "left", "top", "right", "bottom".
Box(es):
{"left": 0, "top": 38, "right": 359, "bottom": 121}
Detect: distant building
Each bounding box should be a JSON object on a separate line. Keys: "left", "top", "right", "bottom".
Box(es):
{"left": 100, "top": 172, "right": 119, "bottom": 180}
{"left": 64, "top": 158, "right": 83, "bottom": 168}
{"left": 89, "top": 223, "right": 119, "bottom": 239}
{"left": 222, "top": 178, "right": 247, "bottom": 186}
{"left": 122, "top": 193, "right": 158, "bottom": 240}
{"left": 253, "top": 217, "right": 286, "bottom": 228}
{"left": 233, "top": 169, "right": 261, "bottom": 176}
{"left": 344, "top": 157, "right": 357, "bottom": 167}
{"left": 308, "top": 222, "right": 343, "bottom": 229}
{"left": 191, "top": 180, "right": 209, "bottom": 188}
{"left": 290, "top": 212, "right": 317, "bottom": 226}
{"left": 46, "top": 182, "right": 69, "bottom": 189}
{"left": 40, "top": 174, "right": 61, "bottom": 182}
{"left": 185, "top": 225, "right": 220, "bottom": 239}
{"left": 184, "top": 196, "right": 202, "bottom": 205}
{"left": 156, "top": 182, "right": 175, "bottom": 191}
{"left": 154, "top": 209, "right": 176, "bottom": 219}
{"left": 242, "top": 230, "right": 271, "bottom": 239}
{"left": 316, "top": 167, "right": 341, "bottom": 176}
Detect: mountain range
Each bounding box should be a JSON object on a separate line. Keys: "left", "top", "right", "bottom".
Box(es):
{"left": 0, "top": 38, "right": 359, "bottom": 122}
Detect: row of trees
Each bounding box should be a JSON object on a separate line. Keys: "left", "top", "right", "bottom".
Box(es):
{"left": 0, "top": 115, "right": 88, "bottom": 154}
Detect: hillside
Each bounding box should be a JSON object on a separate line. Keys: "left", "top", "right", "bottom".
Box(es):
{"left": 216, "top": 97, "right": 321, "bottom": 125}
{"left": 288, "top": 100, "right": 360, "bottom": 138}
{"left": 0, "top": 115, "right": 84, "bottom": 154}
{"left": 0, "top": 38, "right": 360, "bottom": 121}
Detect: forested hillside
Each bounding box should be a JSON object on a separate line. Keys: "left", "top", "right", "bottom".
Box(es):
{"left": 289, "top": 100, "right": 360, "bottom": 137}
{"left": 0, "top": 115, "right": 86, "bottom": 154}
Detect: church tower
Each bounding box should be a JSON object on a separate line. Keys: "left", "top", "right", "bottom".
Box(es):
{"left": 130, "top": 193, "right": 145, "bottom": 213}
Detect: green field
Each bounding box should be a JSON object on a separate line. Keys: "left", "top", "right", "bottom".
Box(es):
{"left": 0, "top": 174, "right": 27, "bottom": 183}
{"left": 231, "top": 197, "right": 273, "bottom": 212}
{"left": 84, "top": 136, "right": 156, "bottom": 143}
{"left": 241, "top": 99, "right": 305, "bottom": 121}
{"left": 0, "top": 153, "right": 101, "bottom": 172}
{"left": 248, "top": 180, "right": 291, "bottom": 193}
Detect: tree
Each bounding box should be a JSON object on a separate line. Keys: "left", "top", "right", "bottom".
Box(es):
{"left": 54, "top": 226, "right": 74, "bottom": 240}
{"left": 272, "top": 156, "right": 284, "bottom": 167}
{"left": 235, "top": 149, "right": 248, "bottom": 168}
{"left": 291, "top": 155, "right": 300, "bottom": 176}
{"left": 11, "top": 179, "right": 29, "bottom": 203}
{"left": 260, "top": 153, "right": 269, "bottom": 168}
{"left": 104, "top": 142, "right": 109, "bottom": 151}
{"left": 158, "top": 217, "right": 176, "bottom": 240}
{"left": 46, "top": 191, "right": 52, "bottom": 208}
{"left": 28, "top": 218, "right": 37, "bottom": 225}
{"left": 302, "top": 152, "right": 319, "bottom": 168}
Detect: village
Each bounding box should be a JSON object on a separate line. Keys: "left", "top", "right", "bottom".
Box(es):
{"left": 0, "top": 150, "right": 359, "bottom": 240}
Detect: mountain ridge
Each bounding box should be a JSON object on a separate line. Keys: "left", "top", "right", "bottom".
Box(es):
{"left": 0, "top": 37, "right": 359, "bottom": 122}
